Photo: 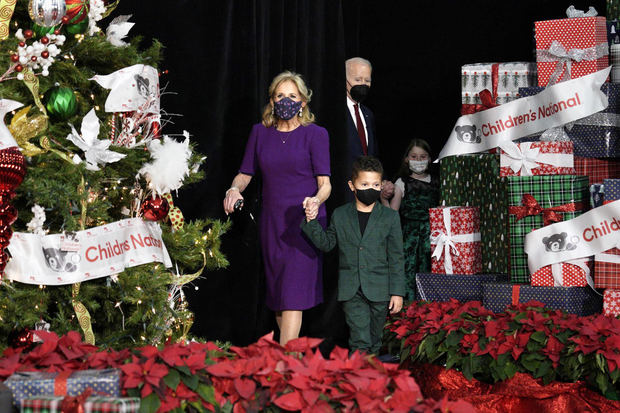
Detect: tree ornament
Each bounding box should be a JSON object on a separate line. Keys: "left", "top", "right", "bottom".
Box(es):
{"left": 43, "top": 85, "right": 77, "bottom": 120}
{"left": 28, "top": 0, "right": 67, "bottom": 28}
{"left": 10, "top": 54, "right": 18, "bottom": 63}
{"left": 23, "top": 29, "right": 33, "bottom": 39}
{"left": 140, "top": 195, "right": 170, "bottom": 221}
{"left": 32, "top": 23, "right": 56, "bottom": 39}
{"left": 65, "top": 16, "right": 89, "bottom": 35}
{"left": 65, "top": 0, "right": 90, "bottom": 25}
{"left": 40, "top": 36, "right": 49, "bottom": 44}
{"left": 14, "top": 29, "right": 65, "bottom": 78}
{"left": 9, "top": 105, "right": 48, "bottom": 157}
{"left": 15, "top": 64, "right": 23, "bottom": 72}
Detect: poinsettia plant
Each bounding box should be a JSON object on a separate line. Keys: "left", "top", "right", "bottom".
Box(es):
{"left": 0, "top": 330, "right": 476, "bottom": 412}
{"left": 384, "top": 299, "right": 620, "bottom": 400}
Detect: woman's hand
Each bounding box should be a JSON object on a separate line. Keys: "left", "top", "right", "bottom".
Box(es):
{"left": 223, "top": 187, "right": 244, "bottom": 215}
{"left": 303, "top": 196, "right": 320, "bottom": 221}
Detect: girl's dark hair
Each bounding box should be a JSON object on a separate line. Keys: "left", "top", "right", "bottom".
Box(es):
{"left": 395, "top": 138, "right": 432, "bottom": 181}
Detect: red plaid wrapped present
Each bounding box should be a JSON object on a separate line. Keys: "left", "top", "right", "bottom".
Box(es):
{"left": 535, "top": 14, "right": 608, "bottom": 86}
{"left": 574, "top": 157, "right": 620, "bottom": 185}
{"left": 530, "top": 258, "right": 592, "bottom": 287}
{"left": 21, "top": 395, "right": 140, "bottom": 412}
{"left": 603, "top": 289, "right": 620, "bottom": 317}
{"left": 429, "top": 206, "right": 481, "bottom": 274}
{"left": 594, "top": 247, "right": 620, "bottom": 288}
{"left": 499, "top": 141, "right": 575, "bottom": 177}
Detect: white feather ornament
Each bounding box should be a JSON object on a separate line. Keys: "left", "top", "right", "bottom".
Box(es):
{"left": 138, "top": 131, "right": 192, "bottom": 194}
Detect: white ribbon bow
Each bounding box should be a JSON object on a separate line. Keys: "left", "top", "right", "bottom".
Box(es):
{"left": 430, "top": 208, "right": 481, "bottom": 274}
{"left": 499, "top": 140, "right": 574, "bottom": 175}
{"left": 550, "top": 258, "right": 593, "bottom": 289}
{"left": 565, "top": 5, "right": 598, "bottom": 18}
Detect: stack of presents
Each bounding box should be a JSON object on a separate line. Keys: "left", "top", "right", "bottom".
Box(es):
{"left": 0, "top": 368, "right": 140, "bottom": 412}
{"left": 418, "top": 7, "right": 620, "bottom": 317}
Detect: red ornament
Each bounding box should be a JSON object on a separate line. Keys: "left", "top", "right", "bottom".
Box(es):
{"left": 30, "top": 56, "right": 37, "bottom": 62}
{"left": 0, "top": 147, "right": 26, "bottom": 276}
{"left": 40, "top": 36, "right": 50, "bottom": 45}
{"left": 150, "top": 121, "right": 161, "bottom": 139}
{"left": 53, "top": 29, "right": 61, "bottom": 35}
{"left": 41, "top": 51, "right": 50, "bottom": 59}
{"left": 65, "top": 0, "right": 90, "bottom": 24}
{"left": 10, "top": 54, "right": 18, "bottom": 63}
{"left": 15, "top": 64, "right": 23, "bottom": 72}
{"left": 18, "top": 41, "right": 25, "bottom": 47}
{"left": 140, "top": 196, "right": 170, "bottom": 221}
{"left": 61, "top": 16, "right": 70, "bottom": 24}
{"left": 23, "top": 29, "right": 33, "bottom": 39}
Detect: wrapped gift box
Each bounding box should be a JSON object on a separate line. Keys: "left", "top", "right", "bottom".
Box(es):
{"left": 595, "top": 248, "right": 620, "bottom": 288}
{"left": 439, "top": 154, "right": 509, "bottom": 274}
{"left": 429, "top": 206, "right": 481, "bottom": 275}
{"left": 518, "top": 84, "right": 620, "bottom": 158}
{"left": 575, "top": 157, "right": 620, "bottom": 186}
{"left": 535, "top": 15, "right": 608, "bottom": 87}
{"left": 508, "top": 175, "right": 589, "bottom": 283}
{"left": 482, "top": 283, "right": 602, "bottom": 316}
{"left": 604, "top": 289, "right": 620, "bottom": 317}
{"left": 603, "top": 178, "right": 620, "bottom": 204}
{"left": 5, "top": 369, "right": 120, "bottom": 408}
{"left": 530, "top": 258, "right": 592, "bottom": 287}
{"left": 461, "top": 62, "right": 537, "bottom": 105}
{"left": 499, "top": 141, "right": 575, "bottom": 177}
{"left": 415, "top": 273, "right": 510, "bottom": 302}
{"left": 20, "top": 396, "right": 140, "bottom": 413}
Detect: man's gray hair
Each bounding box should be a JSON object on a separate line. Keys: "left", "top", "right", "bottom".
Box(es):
{"left": 345, "top": 57, "right": 372, "bottom": 74}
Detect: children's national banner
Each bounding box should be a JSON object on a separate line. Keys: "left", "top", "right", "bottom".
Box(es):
{"left": 437, "top": 67, "right": 611, "bottom": 160}
{"left": 524, "top": 200, "right": 620, "bottom": 273}
{"left": 5, "top": 218, "right": 172, "bottom": 285}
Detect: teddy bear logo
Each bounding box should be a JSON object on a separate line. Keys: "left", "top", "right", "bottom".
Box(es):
{"left": 454, "top": 125, "right": 481, "bottom": 143}
{"left": 542, "top": 232, "right": 578, "bottom": 252}
{"left": 42, "top": 247, "right": 80, "bottom": 272}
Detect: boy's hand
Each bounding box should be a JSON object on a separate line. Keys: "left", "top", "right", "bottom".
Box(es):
{"left": 389, "top": 295, "right": 403, "bottom": 314}
{"left": 303, "top": 197, "right": 320, "bottom": 221}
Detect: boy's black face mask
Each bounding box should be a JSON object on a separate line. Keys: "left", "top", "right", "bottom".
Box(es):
{"left": 354, "top": 188, "right": 380, "bottom": 206}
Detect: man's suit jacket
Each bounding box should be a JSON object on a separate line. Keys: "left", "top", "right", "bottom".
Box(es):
{"left": 346, "top": 102, "right": 378, "bottom": 164}
{"left": 301, "top": 202, "right": 405, "bottom": 302}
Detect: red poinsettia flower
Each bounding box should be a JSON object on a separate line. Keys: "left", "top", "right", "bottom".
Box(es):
{"left": 120, "top": 356, "right": 169, "bottom": 397}
{"left": 57, "top": 331, "right": 98, "bottom": 361}
{"left": 159, "top": 382, "right": 198, "bottom": 412}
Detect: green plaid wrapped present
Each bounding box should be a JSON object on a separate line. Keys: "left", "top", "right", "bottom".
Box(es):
{"left": 508, "top": 175, "right": 589, "bottom": 283}
{"left": 440, "top": 153, "right": 510, "bottom": 273}
{"left": 20, "top": 396, "right": 140, "bottom": 412}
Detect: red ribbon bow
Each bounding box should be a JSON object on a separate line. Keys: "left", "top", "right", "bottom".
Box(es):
{"left": 509, "top": 193, "right": 582, "bottom": 226}
{"left": 60, "top": 388, "right": 93, "bottom": 413}
{"left": 461, "top": 63, "right": 500, "bottom": 115}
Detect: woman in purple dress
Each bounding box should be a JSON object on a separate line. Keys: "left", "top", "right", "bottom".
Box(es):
{"left": 223, "top": 71, "right": 331, "bottom": 345}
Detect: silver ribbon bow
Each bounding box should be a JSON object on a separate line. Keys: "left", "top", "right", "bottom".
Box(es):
{"left": 537, "top": 41, "right": 608, "bottom": 86}
{"left": 565, "top": 5, "right": 598, "bottom": 18}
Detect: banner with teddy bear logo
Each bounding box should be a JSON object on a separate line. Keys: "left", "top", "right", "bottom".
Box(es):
{"left": 5, "top": 218, "right": 172, "bottom": 285}
{"left": 524, "top": 199, "right": 620, "bottom": 274}
{"left": 437, "top": 67, "right": 611, "bottom": 161}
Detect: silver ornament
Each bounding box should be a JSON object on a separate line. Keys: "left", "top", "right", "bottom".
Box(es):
{"left": 28, "top": 0, "right": 67, "bottom": 28}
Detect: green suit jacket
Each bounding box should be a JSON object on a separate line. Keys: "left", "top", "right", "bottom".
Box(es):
{"left": 301, "top": 202, "right": 405, "bottom": 302}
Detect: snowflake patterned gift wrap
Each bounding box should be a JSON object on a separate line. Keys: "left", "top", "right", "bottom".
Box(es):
{"left": 595, "top": 248, "right": 620, "bottom": 288}
{"left": 603, "top": 289, "right": 620, "bottom": 317}
{"left": 20, "top": 396, "right": 140, "bottom": 413}
{"left": 429, "top": 206, "right": 481, "bottom": 275}
{"left": 603, "top": 178, "right": 620, "bottom": 204}
{"left": 482, "top": 283, "right": 602, "bottom": 316}
{"left": 507, "top": 175, "right": 589, "bottom": 283}
{"left": 439, "top": 154, "right": 509, "bottom": 274}
{"left": 535, "top": 15, "right": 608, "bottom": 87}
{"left": 415, "top": 273, "right": 509, "bottom": 302}
{"left": 461, "top": 62, "right": 537, "bottom": 105}
{"left": 518, "top": 84, "right": 620, "bottom": 158}
{"left": 4, "top": 369, "right": 120, "bottom": 409}
{"left": 530, "top": 258, "right": 592, "bottom": 287}
{"left": 575, "top": 157, "right": 620, "bottom": 186}
{"left": 499, "top": 141, "right": 575, "bottom": 177}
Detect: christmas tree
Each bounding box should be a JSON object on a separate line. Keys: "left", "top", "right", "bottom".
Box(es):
{"left": 0, "top": 0, "right": 228, "bottom": 350}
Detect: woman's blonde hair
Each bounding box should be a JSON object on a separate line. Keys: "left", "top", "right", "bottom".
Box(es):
{"left": 261, "top": 71, "right": 315, "bottom": 128}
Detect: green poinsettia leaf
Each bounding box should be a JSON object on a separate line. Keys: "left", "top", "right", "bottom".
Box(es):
{"left": 163, "top": 368, "right": 181, "bottom": 390}
{"left": 139, "top": 393, "right": 161, "bottom": 413}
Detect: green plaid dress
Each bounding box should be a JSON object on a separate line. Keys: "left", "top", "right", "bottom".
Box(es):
{"left": 507, "top": 175, "right": 589, "bottom": 283}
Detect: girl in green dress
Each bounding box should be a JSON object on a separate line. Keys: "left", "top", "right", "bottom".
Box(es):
{"left": 381, "top": 139, "right": 439, "bottom": 301}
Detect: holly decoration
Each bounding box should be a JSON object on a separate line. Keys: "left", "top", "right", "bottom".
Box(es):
{"left": 65, "top": 0, "right": 89, "bottom": 25}
{"left": 65, "top": 16, "right": 89, "bottom": 35}
{"left": 43, "top": 85, "right": 77, "bottom": 120}
{"left": 140, "top": 196, "right": 170, "bottom": 221}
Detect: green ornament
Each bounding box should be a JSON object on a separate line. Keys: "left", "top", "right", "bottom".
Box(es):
{"left": 31, "top": 23, "right": 57, "bottom": 39}
{"left": 65, "top": 16, "right": 89, "bottom": 35}
{"left": 43, "top": 86, "right": 78, "bottom": 120}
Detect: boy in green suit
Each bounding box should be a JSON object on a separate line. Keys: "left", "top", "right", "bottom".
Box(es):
{"left": 302, "top": 156, "right": 405, "bottom": 354}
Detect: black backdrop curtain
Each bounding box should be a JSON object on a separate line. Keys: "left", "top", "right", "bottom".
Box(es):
{"left": 114, "top": 0, "right": 605, "bottom": 347}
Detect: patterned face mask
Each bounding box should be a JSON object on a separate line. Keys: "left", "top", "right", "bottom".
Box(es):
{"left": 273, "top": 97, "right": 303, "bottom": 120}
{"left": 409, "top": 159, "right": 429, "bottom": 173}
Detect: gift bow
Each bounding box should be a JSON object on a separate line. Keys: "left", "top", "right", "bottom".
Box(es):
{"left": 162, "top": 192, "right": 184, "bottom": 230}
{"left": 538, "top": 40, "right": 608, "bottom": 86}
{"left": 61, "top": 388, "right": 93, "bottom": 413}
{"left": 461, "top": 64, "right": 499, "bottom": 115}
{"left": 550, "top": 258, "right": 593, "bottom": 288}
{"left": 499, "top": 141, "right": 573, "bottom": 175}
{"left": 509, "top": 194, "right": 583, "bottom": 226}
{"left": 430, "top": 208, "right": 481, "bottom": 274}
{"left": 565, "top": 5, "right": 598, "bottom": 18}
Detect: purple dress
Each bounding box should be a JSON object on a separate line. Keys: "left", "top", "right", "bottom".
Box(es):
{"left": 240, "top": 123, "right": 330, "bottom": 311}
